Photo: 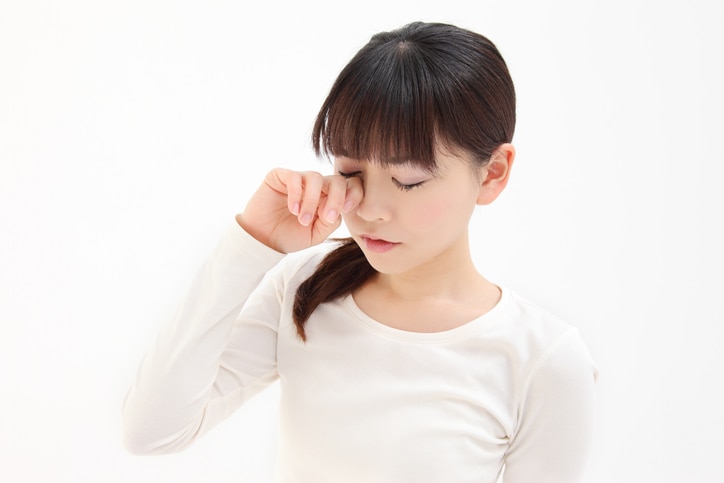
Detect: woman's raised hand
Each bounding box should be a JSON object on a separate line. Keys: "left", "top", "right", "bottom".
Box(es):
{"left": 236, "top": 168, "right": 363, "bottom": 253}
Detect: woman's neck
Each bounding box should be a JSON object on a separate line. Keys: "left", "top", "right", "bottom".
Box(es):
{"left": 352, "top": 240, "right": 501, "bottom": 333}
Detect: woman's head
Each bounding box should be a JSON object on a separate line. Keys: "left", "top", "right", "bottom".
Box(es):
{"left": 294, "top": 22, "right": 516, "bottom": 340}
{"left": 312, "top": 21, "right": 516, "bottom": 171}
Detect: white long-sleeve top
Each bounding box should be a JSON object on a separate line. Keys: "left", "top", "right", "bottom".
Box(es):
{"left": 123, "top": 222, "right": 598, "bottom": 483}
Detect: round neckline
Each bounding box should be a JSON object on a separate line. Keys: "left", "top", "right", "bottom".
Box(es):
{"left": 342, "top": 286, "right": 510, "bottom": 344}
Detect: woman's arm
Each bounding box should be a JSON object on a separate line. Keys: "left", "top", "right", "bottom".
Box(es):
{"left": 122, "top": 222, "right": 285, "bottom": 455}
{"left": 503, "top": 330, "right": 598, "bottom": 482}
{"left": 122, "top": 168, "right": 363, "bottom": 455}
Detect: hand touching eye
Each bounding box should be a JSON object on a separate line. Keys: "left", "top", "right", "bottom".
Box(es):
{"left": 237, "top": 168, "right": 364, "bottom": 253}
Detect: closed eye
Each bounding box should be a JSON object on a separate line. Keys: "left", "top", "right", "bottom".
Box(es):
{"left": 339, "top": 170, "right": 427, "bottom": 191}
{"left": 393, "top": 178, "right": 426, "bottom": 191}
{"left": 337, "top": 170, "right": 361, "bottom": 179}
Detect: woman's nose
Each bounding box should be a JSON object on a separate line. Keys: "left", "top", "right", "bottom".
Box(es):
{"left": 355, "top": 181, "right": 392, "bottom": 222}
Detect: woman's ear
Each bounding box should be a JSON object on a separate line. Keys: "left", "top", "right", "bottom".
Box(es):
{"left": 476, "top": 143, "right": 515, "bottom": 205}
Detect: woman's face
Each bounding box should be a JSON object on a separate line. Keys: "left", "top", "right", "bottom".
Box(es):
{"left": 335, "top": 148, "right": 485, "bottom": 277}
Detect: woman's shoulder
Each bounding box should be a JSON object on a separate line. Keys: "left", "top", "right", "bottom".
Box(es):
{"left": 489, "top": 288, "right": 596, "bottom": 375}
{"left": 492, "top": 289, "right": 573, "bottom": 334}
{"left": 269, "top": 238, "right": 345, "bottom": 286}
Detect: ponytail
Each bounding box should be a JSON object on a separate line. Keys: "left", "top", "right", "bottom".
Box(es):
{"left": 293, "top": 239, "right": 376, "bottom": 341}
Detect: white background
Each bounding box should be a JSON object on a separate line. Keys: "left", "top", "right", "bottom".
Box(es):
{"left": 1, "top": 0, "right": 722, "bottom": 481}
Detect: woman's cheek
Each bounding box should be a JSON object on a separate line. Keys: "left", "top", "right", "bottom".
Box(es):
{"left": 414, "top": 198, "right": 450, "bottom": 230}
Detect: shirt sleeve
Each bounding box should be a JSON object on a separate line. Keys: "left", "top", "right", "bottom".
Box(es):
{"left": 502, "top": 329, "right": 598, "bottom": 483}
{"left": 122, "top": 221, "right": 286, "bottom": 455}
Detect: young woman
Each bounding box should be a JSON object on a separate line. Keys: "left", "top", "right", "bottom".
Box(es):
{"left": 123, "top": 21, "right": 597, "bottom": 482}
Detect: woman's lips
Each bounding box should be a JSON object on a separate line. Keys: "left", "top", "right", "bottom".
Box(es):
{"left": 361, "top": 236, "right": 400, "bottom": 253}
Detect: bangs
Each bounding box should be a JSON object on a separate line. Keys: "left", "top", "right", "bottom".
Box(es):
{"left": 312, "top": 22, "right": 516, "bottom": 172}
{"left": 313, "top": 41, "right": 440, "bottom": 172}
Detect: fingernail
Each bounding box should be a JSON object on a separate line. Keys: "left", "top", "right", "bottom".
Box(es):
{"left": 326, "top": 210, "right": 338, "bottom": 223}
{"left": 343, "top": 200, "right": 354, "bottom": 213}
{"left": 292, "top": 203, "right": 300, "bottom": 215}
{"left": 299, "top": 213, "right": 312, "bottom": 226}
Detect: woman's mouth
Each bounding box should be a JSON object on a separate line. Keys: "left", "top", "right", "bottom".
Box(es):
{"left": 360, "top": 236, "right": 400, "bottom": 253}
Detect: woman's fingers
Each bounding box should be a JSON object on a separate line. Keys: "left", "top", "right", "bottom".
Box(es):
{"left": 318, "top": 175, "right": 347, "bottom": 225}
{"left": 343, "top": 176, "right": 364, "bottom": 214}
{"left": 271, "top": 169, "right": 327, "bottom": 225}
{"left": 243, "top": 168, "right": 366, "bottom": 252}
{"left": 316, "top": 174, "right": 365, "bottom": 227}
{"left": 265, "top": 167, "right": 364, "bottom": 229}
{"left": 282, "top": 170, "right": 304, "bottom": 216}
{"left": 296, "top": 171, "right": 325, "bottom": 226}
{"left": 290, "top": 171, "right": 363, "bottom": 227}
